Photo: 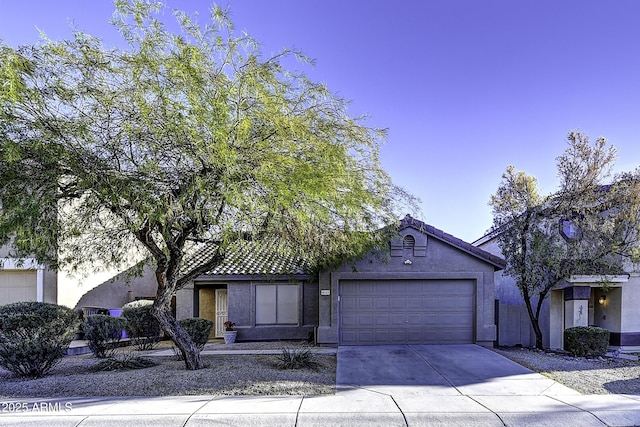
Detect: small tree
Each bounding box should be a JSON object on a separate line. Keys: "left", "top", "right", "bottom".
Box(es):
{"left": 490, "top": 132, "right": 640, "bottom": 349}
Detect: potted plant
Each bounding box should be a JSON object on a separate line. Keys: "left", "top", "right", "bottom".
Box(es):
{"left": 223, "top": 321, "right": 237, "bottom": 344}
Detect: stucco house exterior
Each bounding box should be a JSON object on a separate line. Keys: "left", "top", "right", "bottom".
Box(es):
{"left": 76, "top": 216, "right": 506, "bottom": 346}
{"left": 475, "top": 228, "right": 640, "bottom": 352}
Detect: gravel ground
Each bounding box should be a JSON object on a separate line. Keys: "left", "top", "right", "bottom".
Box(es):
{"left": 0, "top": 341, "right": 336, "bottom": 398}
{"left": 492, "top": 347, "right": 640, "bottom": 395}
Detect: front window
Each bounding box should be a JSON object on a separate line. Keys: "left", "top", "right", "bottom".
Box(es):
{"left": 560, "top": 218, "right": 581, "bottom": 241}
{"left": 255, "top": 284, "right": 299, "bottom": 324}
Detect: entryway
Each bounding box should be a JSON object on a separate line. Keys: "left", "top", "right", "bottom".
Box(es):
{"left": 196, "top": 286, "right": 228, "bottom": 338}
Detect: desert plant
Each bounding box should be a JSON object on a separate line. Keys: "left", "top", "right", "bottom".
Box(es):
{"left": 89, "top": 351, "right": 157, "bottom": 372}
{"left": 84, "top": 315, "right": 128, "bottom": 358}
{"left": 276, "top": 347, "right": 319, "bottom": 370}
{"left": 564, "top": 326, "right": 610, "bottom": 357}
{"left": 122, "top": 299, "right": 162, "bottom": 350}
{"left": 179, "top": 318, "right": 213, "bottom": 351}
{"left": 0, "top": 301, "right": 78, "bottom": 378}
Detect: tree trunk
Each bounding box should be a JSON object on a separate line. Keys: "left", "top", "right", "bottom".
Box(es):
{"left": 152, "top": 304, "right": 204, "bottom": 370}
{"left": 523, "top": 297, "right": 545, "bottom": 350}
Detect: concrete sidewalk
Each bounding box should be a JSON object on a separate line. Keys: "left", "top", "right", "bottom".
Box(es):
{"left": 3, "top": 344, "right": 640, "bottom": 426}
{"left": 1, "top": 391, "right": 640, "bottom": 426}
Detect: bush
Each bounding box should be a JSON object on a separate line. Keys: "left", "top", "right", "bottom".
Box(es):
{"left": 178, "top": 318, "right": 214, "bottom": 351}
{"left": 84, "top": 315, "right": 128, "bottom": 358}
{"left": 0, "top": 301, "right": 78, "bottom": 378}
{"left": 564, "top": 326, "right": 610, "bottom": 357}
{"left": 89, "top": 352, "right": 157, "bottom": 372}
{"left": 276, "top": 347, "right": 319, "bottom": 370}
{"left": 122, "top": 300, "right": 162, "bottom": 350}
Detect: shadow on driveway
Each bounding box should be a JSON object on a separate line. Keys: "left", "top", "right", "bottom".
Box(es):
{"left": 336, "top": 344, "right": 575, "bottom": 396}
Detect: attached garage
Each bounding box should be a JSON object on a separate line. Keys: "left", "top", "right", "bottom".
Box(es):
{"left": 0, "top": 270, "right": 38, "bottom": 305}
{"left": 340, "top": 279, "right": 475, "bottom": 345}
{"left": 316, "top": 215, "right": 506, "bottom": 347}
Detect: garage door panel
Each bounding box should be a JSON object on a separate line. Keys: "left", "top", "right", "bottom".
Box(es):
{"left": 390, "top": 297, "right": 405, "bottom": 310}
{"left": 340, "top": 280, "right": 475, "bottom": 345}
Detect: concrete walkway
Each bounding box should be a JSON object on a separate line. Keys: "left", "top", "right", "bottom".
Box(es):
{"left": 2, "top": 344, "right": 640, "bottom": 426}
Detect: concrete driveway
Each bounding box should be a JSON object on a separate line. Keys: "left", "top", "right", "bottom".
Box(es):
{"left": 332, "top": 344, "right": 626, "bottom": 426}
{"left": 337, "top": 344, "right": 578, "bottom": 397}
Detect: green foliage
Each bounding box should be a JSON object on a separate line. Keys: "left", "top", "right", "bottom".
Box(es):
{"left": 122, "top": 299, "right": 162, "bottom": 350}
{"left": 178, "top": 318, "right": 213, "bottom": 351}
{"left": 84, "top": 314, "right": 128, "bottom": 358}
{"left": 490, "top": 132, "right": 640, "bottom": 349}
{"left": 276, "top": 347, "right": 319, "bottom": 370}
{"left": 89, "top": 351, "right": 157, "bottom": 372}
{"left": 0, "top": 0, "right": 415, "bottom": 369}
{"left": 564, "top": 326, "right": 610, "bottom": 357}
{"left": 0, "top": 302, "right": 78, "bottom": 378}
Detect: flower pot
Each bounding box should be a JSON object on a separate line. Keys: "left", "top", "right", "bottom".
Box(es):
{"left": 223, "top": 331, "right": 237, "bottom": 344}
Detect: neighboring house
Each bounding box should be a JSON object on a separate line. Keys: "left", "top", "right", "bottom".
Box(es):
{"left": 475, "top": 228, "right": 640, "bottom": 352}
{"left": 0, "top": 243, "right": 57, "bottom": 305}
{"left": 79, "top": 215, "right": 506, "bottom": 346}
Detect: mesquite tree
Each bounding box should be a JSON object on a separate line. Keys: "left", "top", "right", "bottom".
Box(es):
{"left": 0, "top": 1, "right": 414, "bottom": 369}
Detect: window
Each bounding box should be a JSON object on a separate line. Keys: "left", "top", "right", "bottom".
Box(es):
{"left": 255, "top": 284, "right": 299, "bottom": 324}
{"left": 560, "top": 218, "right": 581, "bottom": 241}
{"left": 403, "top": 235, "right": 415, "bottom": 248}
{"left": 403, "top": 234, "right": 415, "bottom": 257}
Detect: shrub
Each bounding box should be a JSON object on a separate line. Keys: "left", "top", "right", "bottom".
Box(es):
{"left": 0, "top": 301, "right": 78, "bottom": 378}
{"left": 122, "top": 300, "right": 162, "bottom": 350}
{"left": 276, "top": 347, "right": 319, "bottom": 370}
{"left": 564, "top": 326, "right": 610, "bottom": 357}
{"left": 89, "top": 351, "right": 157, "bottom": 372}
{"left": 178, "top": 318, "right": 214, "bottom": 351}
{"left": 84, "top": 315, "right": 128, "bottom": 358}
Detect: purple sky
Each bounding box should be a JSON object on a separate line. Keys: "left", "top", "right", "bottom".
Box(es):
{"left": 2, "top": 1, "right": 640, "bottom": 243}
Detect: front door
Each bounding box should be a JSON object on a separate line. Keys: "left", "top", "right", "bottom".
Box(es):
{"left": 214, "top": 289, "right": 228, "bottom": 338}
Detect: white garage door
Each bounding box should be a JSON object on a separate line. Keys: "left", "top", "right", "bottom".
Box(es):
{"left": 0, "top": 270, "right": 37, "bottom": 305}
{"left": 340, "top": 279, "right": 475, "bottom": 345}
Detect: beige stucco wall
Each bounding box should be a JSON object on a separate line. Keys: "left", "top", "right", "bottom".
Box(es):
{"left": 73, "top": 263, "right": 158, "bottom": 310}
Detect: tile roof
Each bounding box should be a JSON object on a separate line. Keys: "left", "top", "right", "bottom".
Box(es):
{"left": 399, "top": 215, "right": 506, "bottom": 269}
{"left": 181, "top": 216, "right": 506, "bottom": 281}
{"left": 181, "top": 240, "right": 310, "bottom": 280}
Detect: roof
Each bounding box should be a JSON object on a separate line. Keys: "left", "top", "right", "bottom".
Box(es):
{"left": 182, "top": 240, "right": 310, "bottom": 281}
{"left": 399, "top": 215, "right": 506, "bottom": 270}
{"left": 181, "top": 216, "right": 506, "bottom": 281}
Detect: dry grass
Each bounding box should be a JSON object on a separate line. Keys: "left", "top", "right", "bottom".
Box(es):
{"left": 0, "top": 341, "right": 336, "bottom": 398}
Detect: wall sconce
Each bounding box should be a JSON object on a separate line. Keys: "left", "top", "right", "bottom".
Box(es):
{"left": 598, "top": 295, "right": 607, "bottom": 305}
{"left": 403, "top": 259, "right": 412, "bottom": 265}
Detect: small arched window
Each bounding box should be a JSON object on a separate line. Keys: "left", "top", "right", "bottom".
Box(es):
{"left": 403, "top": 235, "right": 415, "bottom": 257}
{"left": 403, "top": 235, "right": 415, "bottom": 248}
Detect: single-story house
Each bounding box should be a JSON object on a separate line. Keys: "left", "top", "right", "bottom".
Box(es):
{"left": 474, "top": 228, "right": 640, "bottom": 352}
{"left": 0, "top": 243, "right": 57, "bottom": 305}
{"left": 76, "top": 215, "right": 506, "bottom": 347}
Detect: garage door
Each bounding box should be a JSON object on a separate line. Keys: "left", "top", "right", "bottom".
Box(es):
{"left": 340, "top": 279, "right": 475, "bottom": 345}
{"left": 0, "top": 270, "right": 37, "bottom": 305}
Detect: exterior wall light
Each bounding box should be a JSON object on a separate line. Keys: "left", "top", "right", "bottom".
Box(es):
{"left": 598, "top": 295, "right": 606, "bottom": 305}
{"left": 403, "top": 259, "right": 412, "bottom": 265}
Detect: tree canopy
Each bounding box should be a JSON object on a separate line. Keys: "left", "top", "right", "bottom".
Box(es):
{"left": 0, "top": 1, "right": 415, "bottom": 369}
{"left": 490, "top": 131, "right": 640, "bottom": 349}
